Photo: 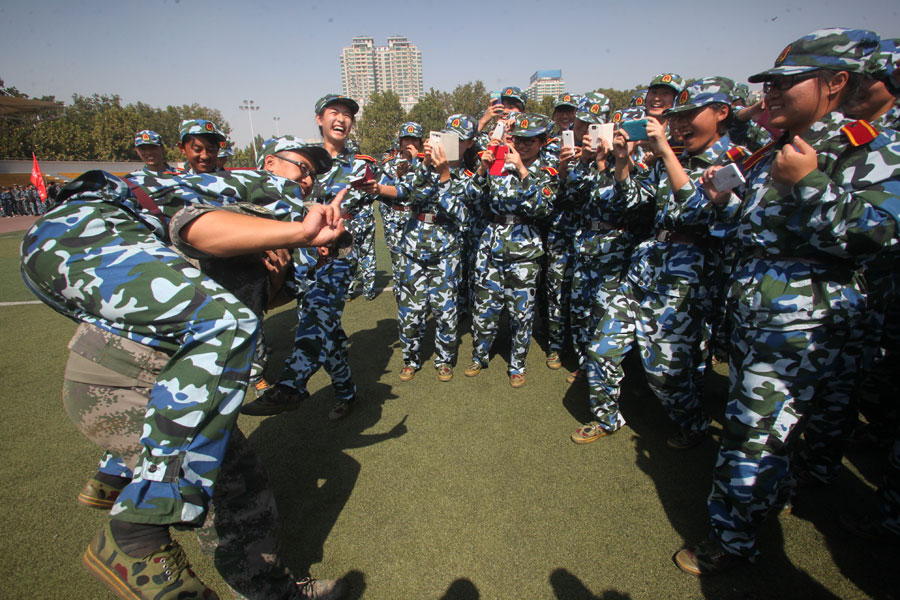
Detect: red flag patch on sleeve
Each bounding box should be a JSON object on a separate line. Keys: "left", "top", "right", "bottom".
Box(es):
{"left": 841, "top": 120, "right": 878, "bottom": 146}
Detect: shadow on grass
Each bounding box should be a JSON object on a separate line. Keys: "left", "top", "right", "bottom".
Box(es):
{"left": 440, "top": 578, "right": 481, "bottom": 599}
{"left": 247, "top": 316, "right": 405, "bottom": 587}
{"left": 548, "top": 568, "right": 632, "bottom": 599}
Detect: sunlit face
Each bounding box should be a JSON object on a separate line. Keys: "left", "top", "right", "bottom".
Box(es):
{"left": 553, "top": 106, "right": 576, "bottom": 130}
{"left": 764, "top": 73, "right": 828, "bottom": 134}
{"left": 135, "top": 144, "right": 165, "bottom": 171}
{"left": 316, "top": 105, "right": 355, "bottom": 145}
{"left": 264, "top": 150, "right": 317, "bottom": 196}
{"left": 398, "top": 136, "right": 422, "bottom": 155}
{"left": 645, "top": 86, "right": 677, "bottom": 117}
{"left": 512, "top": 135, "right": 542, "bottom": 162}
{"left": 178, "top": 135, "right": 220, "bottom": 173}
{"left": 668, "top": 104, "right": 728, "bottom": 155}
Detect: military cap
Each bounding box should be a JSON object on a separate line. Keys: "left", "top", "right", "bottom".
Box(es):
{"left": 666, "top": 77, "right": 735, "bottom": 115}
{"left": 611, "top": 106, "right": 646, "bottom": 125}
{"left": 554, "top": 92, "right": 580, "bottom": 110}
{"left": 509, "top": 113, "right": 550, "bottom": 137}
{"left": 630, "top": 89, "right": 649, "bottom": 107}
{"left": 134, "top": 130, "right": 162, "bottom": 147}
{"left": 500, "top": 86, "right": 527, "bottom": 108}
{"left": 648, "top": 73, "right": 686, "bottom": 94}
{"left": 179, "top": 119, "right": 226, "bottom": 143}
{"left": 257, "top": 135, "right": 333, "bottom": 174}
{"left": 217, "top": 141, "right": 234, "bottom": 158}
{"left": 731, "top": 82, "right": 751, "bottom": 105}
{"left": 866, "top": 37, "right": 899, "bottom": 95}
{"left": 445, "top": 114, "right": 477, "bottom": 141}
{"left": 398, "top": 122, "right": 424, "bottom": 139}
{"left": 575, "top": 92, "right": 611, "bottom": 125}
{"left": 390, "top": 137, "right": 400, "bottom": 150}
{"left": 748, "top": 28, "right": 881, "bottom": 82}
{"left": 315, "top": 94, "right": 360, "bottom": 116}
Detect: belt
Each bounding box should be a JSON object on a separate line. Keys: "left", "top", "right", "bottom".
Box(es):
{"left": 589, "top": 220, "right": 624, "bottom": 232}
{"left": 655, "top": 230, "right": 703, "bottom": 246}
{"left": 414, "top": 212, "right": 445, "bottom": 225}
{"left": 493, "top": 215, "right": 531, "bottom": 225}
{"left": 391, "top": 204, "right": 410, "bottom": 212}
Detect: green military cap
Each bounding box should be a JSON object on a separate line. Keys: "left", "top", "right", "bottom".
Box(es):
{"left": 217, "top": 140, "right": 234, "bottom": 159}
{"left": 748, "top": 28, "right": 881, "bottom": 82}
{"left": 666, "top": 77, "right": 735, "bottom": 115}
{"left": 731, "top": 82, "right": 751, "bottom": 105}
{"left": 257, "top": 135, "right": 333, "bottom": 174}
{"left": 509, "top": 113, "right": 550, "bottom": 137}
{"left": 179, "top": 119, "right": 226, "bottom": 143}
{"left": 314, "top": 94, "right": 360, "bottom": 116}
{"left": 134, "top": 130, "right": 162, "bottom": 147}
{"left": 866, "top": 37, "right": 899, "bottom": 95}
{"left": 445, "top": 114, "right": 477, "bottom": 140}
{"left": 648, "top": 73, "right": 685, "bottom": 94}
{"left": 611, "top": 106, "right": 645, "bottom": 125}
{"left": 398, "top": 122, "right": 424, "bottom": 139}
{"left": 554, "top": 92, "right": 580, "bottom": 110}
{"left": 630, "top": 89, "right": 648, "bottom": 107}
{"left": 500, "top": 86, "right": 527, "bottom": 108}
{"left": 575, "top": 92, "right": 611, "bottom": 125}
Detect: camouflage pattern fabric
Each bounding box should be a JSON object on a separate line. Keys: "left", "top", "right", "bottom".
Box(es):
{"left": 470, "top": 158, "right": 555, "bottom": 375}
{"left": 62, "top": 323, "right": 302, "bottom": 599}
{"left": 377, "top": 155, "right": 417, "bottom": 293}
{"left": 585, "top": 136, "right": 745, "bottom": 434}
{"left": 21, "top": 169, "right": 309, "bottom": 526}
{"left": 707, "top": 110, "right": 900, "bottom": 559}
{"left": 394, "top": 162, "right": 473, "bottom": 368}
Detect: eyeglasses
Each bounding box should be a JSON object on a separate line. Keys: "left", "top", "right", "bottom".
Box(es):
{"left": 273, "top": 154, "right": 315, "bottom": 180}
{"left": 512, "top": 137, "right": 540, "bottom": 145}
{"left": 762, "top": 72, "right": 819, "bottom": 94}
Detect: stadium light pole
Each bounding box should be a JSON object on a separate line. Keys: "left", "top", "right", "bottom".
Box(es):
{"left": 239, "top": 100, "right": 260, "bottom": 164}
{"left": 273, "top": 116, "right": 281, "bottom": 137}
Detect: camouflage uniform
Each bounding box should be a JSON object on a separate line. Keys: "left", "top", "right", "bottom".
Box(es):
{"left": 470, "top": 114, "right": 556, "bottom": 376}
{"left": 584, "top": 82, "right": 742, "bottom": 436}
{"left": 274, "top": 98, "right": 372, "bottom": 408}
{"left": 344, "top": 137, "right": 378, "bottom": 300}
{"left": 63, "top": 323, "right": 303, "bottom": 599}
{"left": 394, "top": 152, "right": 474, "bottom": 370}
{"left": 705, "top": 28, "right": 900, "bottom": 561}
{"left": 131, "top": 129, "right": 180, "bottom": 176}
{"left": 21, "top": 164, "right": 309, "bottom": 526}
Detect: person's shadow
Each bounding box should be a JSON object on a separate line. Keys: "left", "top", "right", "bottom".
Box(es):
{"left": 548, "top": 568, "right": 632, "bottom": 600}
{"left": 246, "top": 316, "right": 405, "bottom": 594}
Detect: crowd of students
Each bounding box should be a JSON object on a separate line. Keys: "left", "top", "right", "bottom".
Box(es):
{"left": 20, "top": 26, "right": 899, "bottom": 599}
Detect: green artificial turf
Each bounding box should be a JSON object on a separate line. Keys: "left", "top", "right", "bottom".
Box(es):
{"left": 0, "top": 220, "right": 895, "bottom": 599}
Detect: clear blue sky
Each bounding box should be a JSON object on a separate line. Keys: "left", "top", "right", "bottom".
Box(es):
{"left": 1, "top": 0, "right": 897, "bottom": 149}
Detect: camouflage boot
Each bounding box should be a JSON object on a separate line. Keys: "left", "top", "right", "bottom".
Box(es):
{"left": 82, "top": 521, "right": 218, "bottom": 599}
{"left": 77, "top": 476, "right": 129, "bottom": 510}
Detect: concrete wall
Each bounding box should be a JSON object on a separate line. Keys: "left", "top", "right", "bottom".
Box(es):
{"left": 0, "top": 159, "right": 145, "bottom": 185}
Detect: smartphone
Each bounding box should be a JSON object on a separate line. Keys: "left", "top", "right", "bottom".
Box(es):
{"left": 561, "top": 130, "right": 575, "bottom": 149}
{"left": 488, "top": 145, "right": 509, "bottom": 176}
{"left": 491, "top": 122, "right": 506, "bottom": 141}
{"left": 711, "top": 163, "right": 746, "bottom": 191}
{"left": 429, "top": 131, "right": 460, "bottom": 162}
{"left": 621, "top": 119, "right": 649, "bottom": 141}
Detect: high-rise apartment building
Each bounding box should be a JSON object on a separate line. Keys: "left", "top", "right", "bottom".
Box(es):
{"left": 526, "top": 70, "right": 566, "bottom": 104}
{"left": 340, "top": 36, "right": 424, "bottom": 112}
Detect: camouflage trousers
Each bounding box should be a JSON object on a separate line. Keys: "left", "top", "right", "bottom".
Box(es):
{"left": 278, "top": 258, "right": 357, "bottom": 402}
{"left": 470, "top": 253, "right": 540, "bottom": 375}
{"left": 585, "top": 282, "right": 709, "bottom": 434}
{"left": 348, "top": 207, "right": 376, "bottom": 298}
{"left": 378, "top": 203, "right": 408, "bottom": 295}
{"left": 63, "top": 324, "right": 300, "bottom": 599}
{"left": 21, "top": 200, "right": 258, "bottom": 525}
{"left": 570, "top": 251, "right": 628, "bottom": 371}
{"left": 396, "top": 252, "right": 460, "bottom": 369}
{"left": 544, "top": 235, "right": 574, "bottom": 355}
{"left": 709, "top": 320, "right": 846, "bottom": 559}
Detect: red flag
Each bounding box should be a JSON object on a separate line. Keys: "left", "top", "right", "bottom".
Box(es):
{"left": 31, "top": 152, "right": 48, "bottom": 201}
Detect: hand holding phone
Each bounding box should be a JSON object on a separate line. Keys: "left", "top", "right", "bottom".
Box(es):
{"left": 620, "top": 119, "right": 649, "bottom": 141}
{"left": 561, "top": 130, "right": 575, "bottom": 149}
{"left": 711, "top": 162, "right": 745, "bottom": 192}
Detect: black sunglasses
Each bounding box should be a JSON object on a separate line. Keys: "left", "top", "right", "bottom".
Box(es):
{"left": 762, "top": 72, "right": 819, "bottom": 94}
{"left": 273, "top": 154, "right": 315, "bottom": 180}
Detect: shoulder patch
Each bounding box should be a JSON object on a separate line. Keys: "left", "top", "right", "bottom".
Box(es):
{"left": 841, "top": 120, "right": 879, "bottom": 147}
{"left": 725, "top": 147, "right": 749, "bottom": 163}
{"left": 355, "top": 154, "right": 376, "bottom": 162}
{"left": 541, "top": 186, "right": 553, "bottom": 197}
{"left": 669, "top": 144, "right": 685, "bottom": 155}
{"left": 541, "top": 166, "right": 559, "bottom": 176}
{"left": 741, "top": 140, "right": 777, "bottom": 172}
{"left": 417, "top": 152, "right": 426, "bottom": 159}
{"left": 464, "top": 169, "right": 475, "bottom": 177}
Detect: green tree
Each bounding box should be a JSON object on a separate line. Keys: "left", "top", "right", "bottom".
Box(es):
{"left": 407, "top": 89, "right": 448, "bottom": 136}
{"left": 356, "top": 91, "right": 405, "bottom": 157}
{"left": 534, "top": 95, "right": 557, "bottom": 118}
{"left": 446, "top": 81, "right": 491, "bottom": 118}
{"left": 230, "top": 135, "right": 265, "bottom": 169}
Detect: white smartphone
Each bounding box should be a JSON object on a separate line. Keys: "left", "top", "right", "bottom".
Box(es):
{"left": 589, "top": 124, "right": 614, "bottom": 150}
{"left": 561, "top": 130, "right": 575, "bottom": 149}
{"left": 491, "top": 122, "right": 506, "bottom": 141}
{"left": 711, "top": 162, "right": 746, "bottom": 191}
{"left": 429, "top": 131, "right": 460, "bottom": 162}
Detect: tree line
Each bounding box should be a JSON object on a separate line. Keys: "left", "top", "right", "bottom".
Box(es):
{"left": 1, "top": 77, "right": 645, "bottom": 165}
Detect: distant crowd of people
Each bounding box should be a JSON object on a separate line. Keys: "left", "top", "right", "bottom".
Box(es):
{"left": 0, "top": 182, "right": 58, "bottom": 217}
